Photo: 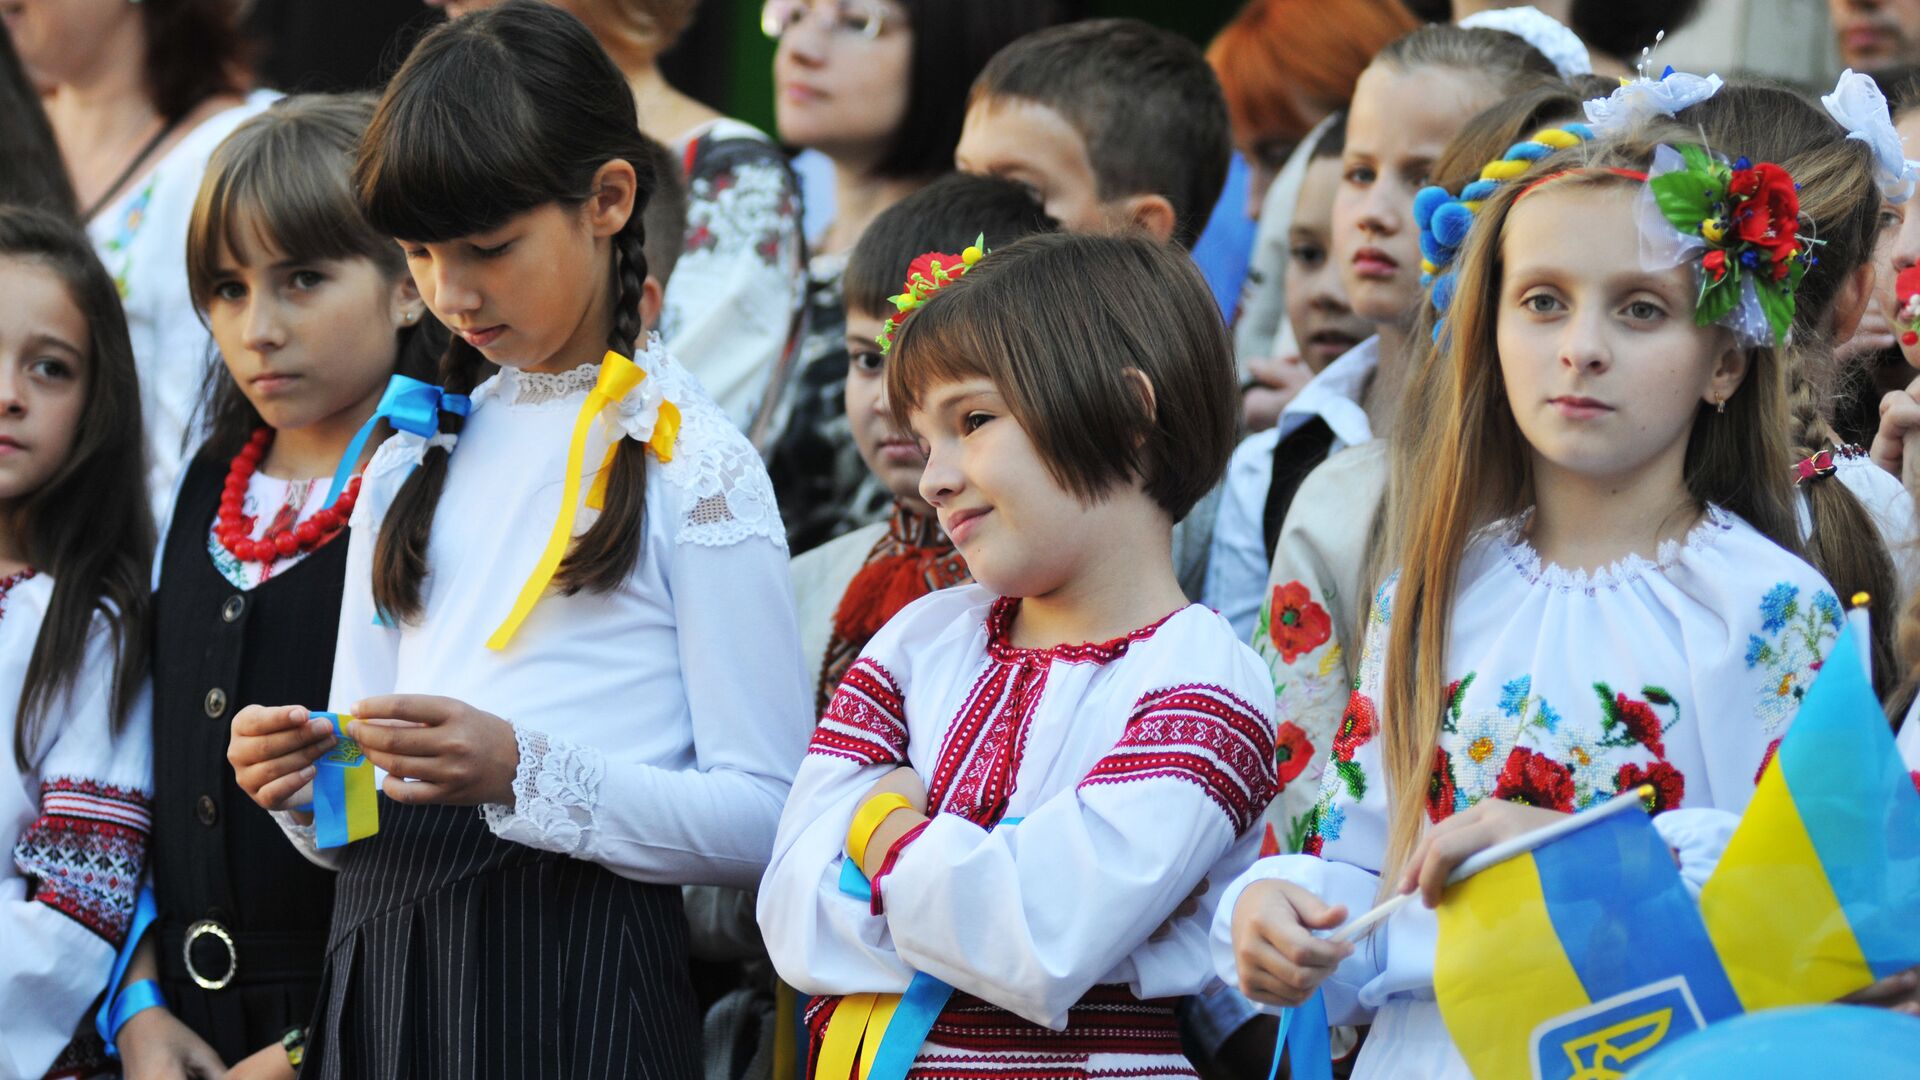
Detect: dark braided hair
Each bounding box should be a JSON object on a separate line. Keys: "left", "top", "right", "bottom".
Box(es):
{"left": 354, "top": 0, "right": 657, "bottom": 622}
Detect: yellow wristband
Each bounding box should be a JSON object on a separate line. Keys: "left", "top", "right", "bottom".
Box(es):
{"left": 846, "top": 792, "right": 914, "bottom": 871}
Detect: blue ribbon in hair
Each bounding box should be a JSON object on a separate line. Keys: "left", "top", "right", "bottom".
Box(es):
{"left": 323, "top": 374, "right": 471, "bottom": 506}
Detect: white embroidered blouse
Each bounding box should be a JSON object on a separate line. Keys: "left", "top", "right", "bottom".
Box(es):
{"left": 759, "top": 584, "right": 1280, "bottom": 1029}
{"left": 275, "top": 336, "right": 813, "bottom": 888}
{"left": 0, "top": 571, "right": 152, "bottom": 1077}
{"left": 1213, "top": 507, "right": 1840, "bottom": 1080}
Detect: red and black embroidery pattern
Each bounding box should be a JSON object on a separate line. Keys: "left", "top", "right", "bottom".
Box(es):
{"left": 1079, "top": 685, "right": 1278, "bottom": 835}
{"left": 807, "top": 658, "right": 911, "bottom": 767}
{"left": 924, "top": 658, "right": 1050, "bottom": 828}
{"left": 13, "top": 778, "right": 150, "bottom": 943}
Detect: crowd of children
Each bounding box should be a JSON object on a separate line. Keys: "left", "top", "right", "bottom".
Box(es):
{"left": 4, "top": 1, "right": 1920, "bottom": 1078}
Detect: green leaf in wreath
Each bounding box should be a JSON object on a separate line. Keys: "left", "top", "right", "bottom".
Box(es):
{"left": 1695, "top": 275, "right": 1741, "bottom": 327}
{"left": 1755, "top": 279, "right": 1795, "bottom": 345}
{"left": 1650, "top": 172, "right": 1711, "bottom": 232}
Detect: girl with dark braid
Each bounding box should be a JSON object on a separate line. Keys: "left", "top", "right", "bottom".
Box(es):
{"left": 223, "top": 4, "right": 813, "bottom": 1075}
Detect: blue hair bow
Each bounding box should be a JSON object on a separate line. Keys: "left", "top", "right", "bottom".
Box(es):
{"left": 323, "top": 374, "right": 472, "bottom": 506}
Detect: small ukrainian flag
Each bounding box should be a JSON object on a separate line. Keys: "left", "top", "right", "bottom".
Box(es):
{"left": 1434, "top": 803, "right": 1740, "bottom": 1080}
{"left": 1698, "top": 624, "right": 1920, "bottom": 1008}
{"left": 312, "top": 711, "right": 380, "bottom": 848}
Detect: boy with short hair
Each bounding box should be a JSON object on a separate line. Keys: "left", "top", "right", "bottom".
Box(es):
{"left": 957, "top": 18, "right": 1233, "bottom": 250}
{"left": 792, "top": 172, "right": 1058, "bottom": 713}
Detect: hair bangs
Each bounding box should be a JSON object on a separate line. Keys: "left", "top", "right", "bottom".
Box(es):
{"left": 190, "top": 117, "right": 391, "bottom": 310}
{"left": 356, "top": 36, "right": 577, "bottom": 243}
{"left": 884, "top": 283, "right": 1000, "bottom": 431}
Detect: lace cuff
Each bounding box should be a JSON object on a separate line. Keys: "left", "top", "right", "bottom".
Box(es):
{"left": 270, "top": 810, "right": 341, "bottom": 870}
{"left": 480, "top": 724, "right": 604, "bottom": 855}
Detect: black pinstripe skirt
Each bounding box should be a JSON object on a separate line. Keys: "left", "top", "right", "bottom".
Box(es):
{"left": 299, "top": 802, "right": 703, "bottom": 1079}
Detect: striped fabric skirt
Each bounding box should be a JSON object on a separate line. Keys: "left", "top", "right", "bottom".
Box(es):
{"left": 300, "top": 802, "right": 702, "bottom": 1080}
{"left": 805, "top": 985, "right": 1199, "bottom": 1080}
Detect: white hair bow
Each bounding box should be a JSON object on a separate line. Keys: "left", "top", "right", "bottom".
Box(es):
{"left": 1821, "top": 68, "right": 1919, "bottom": 205}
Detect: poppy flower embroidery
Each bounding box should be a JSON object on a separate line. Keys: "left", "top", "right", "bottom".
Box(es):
{"left": 1273, "top": 721, "right": 1313, "bottom": 787}
{"left": 1267, "top": 581, "right": 1332, "bottom": 664}
{"left": 1492, "top": 747, "right": 1576, "bottom": 811}
{"left": 1615, "top": 760, "right": 1686, "bottom": 812}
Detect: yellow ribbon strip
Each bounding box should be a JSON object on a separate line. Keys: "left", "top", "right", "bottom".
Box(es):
{"left": 818, "top": 991, "right": 905, "bottom": 1080}
{"left": 846, "top": 792, "right": 913, "bottom": 873}
{"left": 486, "top": 350, "right": 678, "bottom": 650}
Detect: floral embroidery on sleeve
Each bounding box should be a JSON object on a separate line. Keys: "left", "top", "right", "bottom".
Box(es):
{"left": 1745, "top": 583, "right": 1841, "bottom": 734}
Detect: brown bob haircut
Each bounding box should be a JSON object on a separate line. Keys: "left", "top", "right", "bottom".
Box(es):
{"left": 885, "top": 232, "right": 1236, "bottom": 522}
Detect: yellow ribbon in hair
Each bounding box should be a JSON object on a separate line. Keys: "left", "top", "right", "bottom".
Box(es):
{"left": 486, "top": 350, "right": 678, "bottom": 650}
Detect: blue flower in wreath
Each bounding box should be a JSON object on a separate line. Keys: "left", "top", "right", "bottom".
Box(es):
{"left": 1745, "top": 633, "right": 1768, "bottom": 668}
{"left": 1760, "top": 582, "right": 1799, "bottom": 633}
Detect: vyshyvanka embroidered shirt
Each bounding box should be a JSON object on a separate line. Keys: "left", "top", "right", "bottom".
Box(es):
{"left": 1213, "top": 507, "right": 1840, "bottom": 1080}
{"left": 761, "top": 583, "right": 1280, "bottom": 1033}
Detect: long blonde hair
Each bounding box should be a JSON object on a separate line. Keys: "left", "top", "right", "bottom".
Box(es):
{"left": 1377, "top": 134, "right": 1805, "bottom": 881}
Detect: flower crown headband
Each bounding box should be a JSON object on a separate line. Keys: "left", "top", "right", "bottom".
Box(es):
{"left": 1415, "top": 123, "right": 1596, "bottom": 340}
{"left": 876, "top": 236, "right": 987, "bottom": 353}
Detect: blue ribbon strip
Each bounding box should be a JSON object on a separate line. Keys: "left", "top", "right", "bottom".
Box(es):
{"left": 833, "top": 816, "right": 1022, "bottom": 1080}
{"left": 95, "top": 885, "right": 160, "bottom": 1054}
{"left": 323, "top": 374, "right": 471, "bottom": 505}
{"left": 1266, "top": 990, "right": 1333, "bottom": 1080}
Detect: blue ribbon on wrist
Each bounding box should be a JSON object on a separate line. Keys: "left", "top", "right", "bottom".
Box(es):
{"left": 323, "top": 374, "right": 472, "bottom": 506}
{"left": 96, "top": 886, "right": 160, "bottom": 1056}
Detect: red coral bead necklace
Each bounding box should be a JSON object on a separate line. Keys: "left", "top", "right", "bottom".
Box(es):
{"left": 216, "top": 427, "right": 359, "bottom": 564}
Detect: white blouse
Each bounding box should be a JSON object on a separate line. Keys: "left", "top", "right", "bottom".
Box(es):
{"left": 759, "top": 584, "right": 1280, "bottom": 1030}
{"left": 1213, "top": 508, "right": 1840, "bottom": 1080}
{"left": 86, "top": 90, "right": 278, "bottom": 522}
{"left": 0, "top": 572, "right": 152, "bottom": 1077}
{"left": 278, "top": 336, "right": 813, "bottom": 889}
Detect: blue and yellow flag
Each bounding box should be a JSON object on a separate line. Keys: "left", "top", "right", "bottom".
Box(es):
{"left": 312, "top": 711, "right": 379, "bottom": 848}
{"left": 1698, "top": 624, "right": 1920, "bottom": 1008}
{"left": 1435, "top": 807, "right": 1741, "bottom": 1079}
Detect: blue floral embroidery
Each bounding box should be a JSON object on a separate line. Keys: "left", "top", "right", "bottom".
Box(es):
{"left": 1538, "top": 700, "right": 1563, "bottom": 734}
{"left": 1500, "top": 676, "right": 1532, "bottom": 719}
{"left": 1746, "top": 581, "right": 1842, "bottom": 734}
{"left": 1759, "top": 582, "right": 1799, "bottom": 633}
{"left": 1319, "top": 802, "right": 1347, "bottom": 843}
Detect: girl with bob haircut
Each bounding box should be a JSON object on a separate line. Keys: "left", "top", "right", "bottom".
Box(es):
{"left": 759, "top": 232, "right": 1279, "bottom": 1075}
{"left": 0, "top": 206, "right": 154, "bottom": 1078}
{"left": 113, "top": 93, "right": 441, "bottom": 1078}
{"left": 1216, "top": 132, "right": 1846, "bottom": 1078}
{"left": 225, "top": 4, "right": 812, "bottom": 1075}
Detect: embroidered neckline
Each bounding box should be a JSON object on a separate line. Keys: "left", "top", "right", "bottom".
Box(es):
{"left": 0, "top": 568, "right": 36, "bottom": 598}
{"left": 1498, "top": 505, "right": 1734, "bottom": 593}
{"left": 984, "top": 595, "right": 1187, "bottom": 665}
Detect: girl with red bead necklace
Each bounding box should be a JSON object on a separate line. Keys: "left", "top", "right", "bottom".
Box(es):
{"left": 114, "top": 94, "right": 441, "bottom": 1080}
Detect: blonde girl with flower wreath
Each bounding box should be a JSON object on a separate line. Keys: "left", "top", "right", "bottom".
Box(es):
{"left": 1214, "top": 131, "right": 1845, "bottom": 1079}
{"left": 221, "top": 7, "right": 812, "bottom": 1075}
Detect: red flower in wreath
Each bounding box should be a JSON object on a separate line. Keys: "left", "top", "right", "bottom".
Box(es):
{"left": 1268, "top": 581, "right": 1332, "bottom": 663}
{"left": 1427, "top": 746, "right": 1459, "bottom": 823}
{"left": 1615, "top": 760, "right": 1686, "bottom": 813}
{"left": 1702, "top": 249, "right": 1728, "bottom": 283}
{"left": 1333, "top": 692, "right": 1375, "bottom": 761}
{"left": 1754, "top": 737, "right": 1783, "bottom": 784}
{"left": 1613, "top": 692, "right": 1666, "bottom": 759}
{"left": 1730, "top": 163, "right": 1800, "bottom": 266}
{"left": 1274, "top": 722, "right": 1313, "bottom": 787}
{"left": 1491, "top": 748, "right": 1576, "bottom": 811}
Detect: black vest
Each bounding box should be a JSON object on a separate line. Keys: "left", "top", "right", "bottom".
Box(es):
{"left": 149, "top": 453, "right": 344, "bottom": 1058}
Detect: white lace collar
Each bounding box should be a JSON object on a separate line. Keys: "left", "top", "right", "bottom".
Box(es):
{"left": 1496, "top": 505, "right": 1735, "bottom": 594}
